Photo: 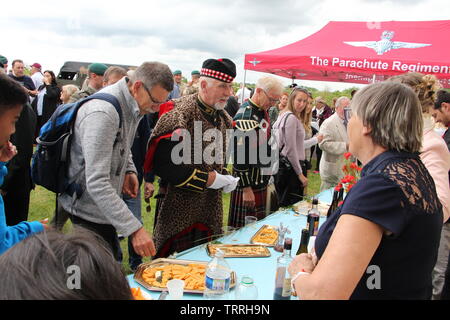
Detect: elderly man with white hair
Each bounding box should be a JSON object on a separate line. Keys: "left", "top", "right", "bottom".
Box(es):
{"left": 229, "top": 76, "right": 284, "bottom": 227}
{"left": 144, "top": 58, "right": 240, "bottom": 258}
{"left": 318, "top": 96, "right": 351, "bottom": 191}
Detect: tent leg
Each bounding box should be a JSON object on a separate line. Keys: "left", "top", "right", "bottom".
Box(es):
{"left": 372, "top": 74, "right": 376, "bottom": 83}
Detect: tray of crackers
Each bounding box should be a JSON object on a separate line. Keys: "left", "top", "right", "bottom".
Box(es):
{"left": 206, "top": 244, "right": 271, "bottom": 258}
{"left": 134, "top": 258, "right": 236, "bottom": 294}
{"left": 250, "top": 225, "right": 278, "bottom": 246}
{"left": 293, "top": 200, "right": 330, "bottom": 217}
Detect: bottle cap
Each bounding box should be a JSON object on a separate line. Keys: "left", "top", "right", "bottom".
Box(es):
{"left": 312, "top": 197, "right": 319, "bottom": 205}
{"left": 241, "top": 276, "right": 254, "bottom": 285}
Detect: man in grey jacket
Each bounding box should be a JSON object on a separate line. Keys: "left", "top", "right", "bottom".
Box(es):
{"left": 58, "top": 62, "right": 173, "bottom": 260}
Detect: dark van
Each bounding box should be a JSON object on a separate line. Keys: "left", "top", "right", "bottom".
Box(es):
{"left": 56, "top": 61, "right": 137, "bottom": 88}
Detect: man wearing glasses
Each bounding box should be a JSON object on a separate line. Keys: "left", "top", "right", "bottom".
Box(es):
{"left": 58, "top": 62, "right": 173, "bottom": 261}
{"left": 144, "top": 58, "right": 240, "bottom": 258}
{"left": 318, "top": 96, "right": 350, "bottom": 191}
{"left": 229, "top": 76, "right": 284, "bottom": 227}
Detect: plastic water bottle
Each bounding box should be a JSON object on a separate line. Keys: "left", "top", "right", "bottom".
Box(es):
{"left": 235, "top": 276, "right": 258, "bottom": 300}
{"left": 203, "top": 249, "right": 232, "bottom": 300}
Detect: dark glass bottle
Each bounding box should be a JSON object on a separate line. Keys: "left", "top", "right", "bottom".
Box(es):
{"left": 306, "top": 198, "right": 320, "bottom": 236}
{"left": 338, "top": 188, "right": 344, "bottom": 205}
{"left": 326, "top": 189, "right": 339, "bottom": 218}
{"left": 296, "top": 228, "right": 310, "bottom": 255}
{"left": 273, "top": 238, "right": 293, "bottom": 300}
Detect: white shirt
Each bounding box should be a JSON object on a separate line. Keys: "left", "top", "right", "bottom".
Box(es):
{"left": 36, "top": 87, "right": 47, "bottom": 116}
{"left": 31, "top": 72, "right": 44, "bottom": 90}
{"left": 236, "top": 87, "right": 251, "bottom": 104}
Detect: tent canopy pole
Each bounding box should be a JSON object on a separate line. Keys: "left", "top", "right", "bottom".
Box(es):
{"left": 241, "top": 69, "right": 247, "bottom": 104}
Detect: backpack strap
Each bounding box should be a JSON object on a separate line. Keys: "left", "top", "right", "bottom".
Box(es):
{"left": 279, "top": 112, "right": 293, "bottom": 154}
{"left": 82, "top": 93, "right": 123, "bottom": 129}
{"left": 66, "top": 93, "right": 123, "bottom": 199}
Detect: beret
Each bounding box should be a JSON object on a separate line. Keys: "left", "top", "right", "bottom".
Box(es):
{"left": 0, "top": 55, "right": 8, "bottom": 65}
{"left": 88, "top": 63, "right": 108, "bottom": 76}
{"left": 173, "top": 70, "right": 182, "bottom": 75}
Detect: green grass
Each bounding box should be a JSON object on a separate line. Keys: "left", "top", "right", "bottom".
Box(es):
{"left": 28, "top": 159, "right": 321, "bottom": 274}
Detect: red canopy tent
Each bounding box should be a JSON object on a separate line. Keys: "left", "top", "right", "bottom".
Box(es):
{"left": 244, "top": 20, "right": 450, "bottom": 88}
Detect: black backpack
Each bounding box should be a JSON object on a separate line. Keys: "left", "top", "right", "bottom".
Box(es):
{"left": 31, "top": 93, "right": 122, "bottom": 196}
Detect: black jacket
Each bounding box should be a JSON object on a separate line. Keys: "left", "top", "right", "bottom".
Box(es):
{"left": 1, "top": 104, "right": 36, "bottom": 192}
{"left": 31, "top": 84, "right": 61, "bottom": 125}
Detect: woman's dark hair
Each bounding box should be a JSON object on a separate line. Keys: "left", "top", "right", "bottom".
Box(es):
{"left": 0, "top": 229, "right": 133, "bottom": 300}
{"left": 0, "top": 73, "right": 28, "bottom": 114}
{"left": 44, "top": 70, "right": 57, "bottom": 86}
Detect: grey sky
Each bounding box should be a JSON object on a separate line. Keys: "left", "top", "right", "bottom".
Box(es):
{"left": 2, "top": 0, "right": 449, "bottom": 90}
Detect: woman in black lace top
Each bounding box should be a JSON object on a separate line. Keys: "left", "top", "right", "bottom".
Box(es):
{"left": 289, "top": 82, "right": 443, "bottom": 299}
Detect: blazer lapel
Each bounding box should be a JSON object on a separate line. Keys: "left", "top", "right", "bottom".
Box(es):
{"left": 333, "top": 114, "right": 347, "bottom": 142}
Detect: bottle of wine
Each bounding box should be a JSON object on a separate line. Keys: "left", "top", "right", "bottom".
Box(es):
{"left": 273, "top": 237, "right": 293, "bottom": 300}
{"left": 296, "top": 228, "right": 310, "bottom": 255}
{"left": 306, "top": 198, "right": 320, "bottom": 236}
{"left": 326, "top": 189, "right": 339, "bottom": 218}
{"left": 338, "top": 188, "right": 344, "bottom": 205}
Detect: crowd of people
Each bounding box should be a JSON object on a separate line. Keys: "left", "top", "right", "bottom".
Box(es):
{"left": 0, "top": 53, "right": 449, "bottom": 300}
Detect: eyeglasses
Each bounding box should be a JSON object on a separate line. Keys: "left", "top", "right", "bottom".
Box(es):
{"left": 344, "top": 107, "right": 353, "bottom": 123}
{"left": 262, "top": 90, "right": 280, "bottom": 104}
{"left": 141, "top": 81, "right": 165, "bottom": 106}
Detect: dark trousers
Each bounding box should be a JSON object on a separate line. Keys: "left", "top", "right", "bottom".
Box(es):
{"left": 275, "top": 160, "right": 308, "bottom": 207}
{"left": 3, "top": 186, "right": 31, "bottom": 226}
{"left": 315, "top": 146, "right": 322, "bottom": 171}
{"left": 69, "top": 214, "right": 122, "bottom": 262}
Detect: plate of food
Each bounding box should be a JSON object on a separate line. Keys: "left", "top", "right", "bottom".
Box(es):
{"left": 293, "top": 200, "right": 330, "bottom": 217}
{"left": 206, "top": 244, "right": 271, "bottom": 258}
{"left": 250, "top": 225, "right": 278, "bottom": 246}
{"left": 134, "top": 258, "right": 236, "bottom": 294}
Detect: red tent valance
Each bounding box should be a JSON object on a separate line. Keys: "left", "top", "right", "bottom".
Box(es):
{"left": 245, "top": 20, "right": 450, "bottom": 88}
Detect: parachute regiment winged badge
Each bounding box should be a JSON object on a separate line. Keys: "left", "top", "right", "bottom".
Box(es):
{"left": 344, "top": 31, "right": 431, "bottom": 55}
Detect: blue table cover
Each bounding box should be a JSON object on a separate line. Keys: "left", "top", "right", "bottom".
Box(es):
{"left": 127, "top": 188, "right": 334, "bottom": 300}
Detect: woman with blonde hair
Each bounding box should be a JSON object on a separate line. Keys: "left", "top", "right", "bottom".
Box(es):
{"left": 388, "top": 72, "right": 450, "bottom": 300}
{"left": 273, "top": 88, "right": 323, "bottom": 206}
{"left": 304, "top": 93, "right": 318, "bottom": 165}
{"left": 60, "top": 84, "right": 79, "bottom": 104}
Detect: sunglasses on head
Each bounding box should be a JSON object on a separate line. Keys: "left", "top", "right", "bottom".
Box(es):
{"left": 290, "top": 86, "right": 311, "bottom": 97}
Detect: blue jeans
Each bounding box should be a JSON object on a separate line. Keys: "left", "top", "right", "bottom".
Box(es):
{"left": 123, "top": 188, "right": 142, "bottom": 271}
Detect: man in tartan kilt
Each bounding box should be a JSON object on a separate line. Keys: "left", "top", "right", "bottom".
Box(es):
{"left": 229, "top": 76, "right": 284, "bottom": 227}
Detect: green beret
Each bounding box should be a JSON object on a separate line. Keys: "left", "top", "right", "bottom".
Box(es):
{"left": 0, "top": 55, "right": 8, "bottom": 65}
{"left": 191, "top": 70, "right": 200, "bottom": 75}
{"left": 88, "top": 63, "right": 108, "bottom": 76}
{"left": 173, "top": 70, "right": 182, "bottom": 75}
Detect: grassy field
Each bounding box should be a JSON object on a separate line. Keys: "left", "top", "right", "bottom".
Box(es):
{"left": 28, "top": 159, "right": 321, "bottom": 274}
